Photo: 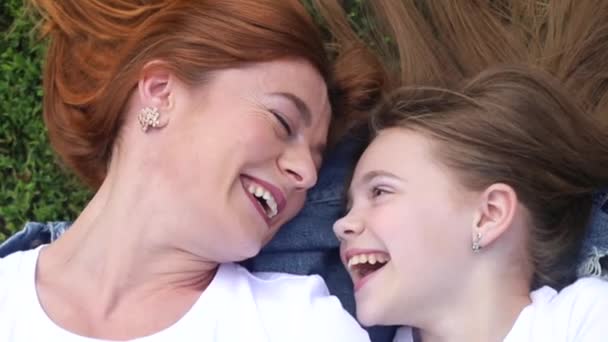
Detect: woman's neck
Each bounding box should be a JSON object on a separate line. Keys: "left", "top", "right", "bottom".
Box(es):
{"left": 37, "top": 170, "right": 219, "bottom": 319}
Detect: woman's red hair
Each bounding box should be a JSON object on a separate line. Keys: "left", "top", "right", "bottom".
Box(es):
{"left": 30, "top": 0, "right": 384, "bottom": 188}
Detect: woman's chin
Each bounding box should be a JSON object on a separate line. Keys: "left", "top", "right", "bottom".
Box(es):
{"left": 229, "top": 242, "right": 263, "bottom": 262}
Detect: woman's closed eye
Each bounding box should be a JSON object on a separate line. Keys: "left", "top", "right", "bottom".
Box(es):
{"left": 269, "top": 109, "right": 293, "bottom": 136}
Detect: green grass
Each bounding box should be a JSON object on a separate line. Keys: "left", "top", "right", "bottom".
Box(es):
{"left": 0, "top": 0, "right": 91, "bottom": 241}
{"left": 0, "top": 0, "right": 369, "bottom": 241}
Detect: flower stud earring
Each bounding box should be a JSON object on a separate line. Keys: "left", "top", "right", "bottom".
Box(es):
{"left": 137, "top": 106, "right": 167, "bottom": 132}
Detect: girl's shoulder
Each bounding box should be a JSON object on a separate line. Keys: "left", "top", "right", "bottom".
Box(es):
{"left": 508, "top": 277, "right": 608, "bottom": 341}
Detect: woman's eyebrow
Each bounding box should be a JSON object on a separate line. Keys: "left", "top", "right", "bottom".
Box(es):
{"left": 269, "top": 92, "right": 311, "bottom": 127}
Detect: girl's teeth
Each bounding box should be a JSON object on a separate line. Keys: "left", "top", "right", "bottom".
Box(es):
{"left": 255, "top": 187, "right": 264, "bottom": 197}
{"left": 347, "top": 253, "right": 390, "bottom": 269}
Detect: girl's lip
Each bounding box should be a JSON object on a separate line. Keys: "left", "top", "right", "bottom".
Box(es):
{"left": 342, "top": 248, "right": 391, "bottom": 292}
{"left": 351, "top": 261, "right": 390, "bottom": 292}
{"left": 353, "top": 267, "right": 383, "bottom": 292}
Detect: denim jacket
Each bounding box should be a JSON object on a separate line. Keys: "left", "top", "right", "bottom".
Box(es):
{"left": 578, "top": 190, "right": 608, "bottom": 279}
{"left": 2, "top": 135, "right": 607, "bottom": 342}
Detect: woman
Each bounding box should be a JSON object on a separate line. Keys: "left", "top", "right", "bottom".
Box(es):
{"left": 0, "top": 0, "right": 383, "bottom": 340}
{"left": 336, "top": 65, "right": 608, "bottom": 341}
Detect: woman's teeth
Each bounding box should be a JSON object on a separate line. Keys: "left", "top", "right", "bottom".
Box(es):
{"left": 248, "top": 184, "right": 278, "bottom": 218}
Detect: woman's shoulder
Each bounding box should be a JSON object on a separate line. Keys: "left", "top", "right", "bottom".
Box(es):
{"left": 225, "top": 262, "right": 343, "bottom": 311}
{"left": 219, "top": 263, "right": 369, "bottom": 341}
{"left": 232, "top": 263, "right": 330, "bottom": 296}
{"left": 0, "top": 248, "right": 34, "bottom": 279}
{"left": 0, "top": 248, "right": 41, "bottom": 305}
{"left": 230, "top": 263, "right": 351, "bottom": 315}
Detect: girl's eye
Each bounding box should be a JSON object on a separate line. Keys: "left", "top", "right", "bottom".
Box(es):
{"left": 371, "top": 187, "right": 388, "bottom": 198}
{"left": 270, "top": 109, "right": 293, "bottom": 136}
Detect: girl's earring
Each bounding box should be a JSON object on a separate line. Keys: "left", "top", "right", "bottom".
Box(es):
{"left": 472, "top": 231, "right": 483, "bottom": 253}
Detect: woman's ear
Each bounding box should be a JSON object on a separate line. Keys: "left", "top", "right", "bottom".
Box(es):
{"left": 138, "top": 61, "right": 174, "bottom": 112}
{"left": 471, "top": 183, "right": 518, "bottom": 251}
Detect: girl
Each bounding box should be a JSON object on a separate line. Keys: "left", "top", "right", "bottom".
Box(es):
{"left": 336, "top": 65, "right": 608, "bottom": 341}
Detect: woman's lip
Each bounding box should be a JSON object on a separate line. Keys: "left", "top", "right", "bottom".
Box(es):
{"left": 241, "top": 180, "right": 271, "bottom": 227}
{"left": 240, "top": 174, "right": 287, "bottom": 215}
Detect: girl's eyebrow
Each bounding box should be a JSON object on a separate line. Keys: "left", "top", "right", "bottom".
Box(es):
{"left": 345, "top": 170, "right": 404, "bottom": 209}
{"left": 360, "top": 170, "right": 404, "bottom": 184}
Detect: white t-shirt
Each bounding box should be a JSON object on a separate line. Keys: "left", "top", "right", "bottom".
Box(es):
{"left": 394, "top": 277, "right": 608, "bottom": 342}
{"left": 0, "top": 247, "right": 370, "bottom": 342}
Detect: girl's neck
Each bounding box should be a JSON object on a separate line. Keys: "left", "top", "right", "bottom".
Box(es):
{"left": 415, "top": 267, "right": 532, "bottom": 342}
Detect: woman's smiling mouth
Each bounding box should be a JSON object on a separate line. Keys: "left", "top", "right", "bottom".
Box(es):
{"left": 240, "top": 175, "right": 286, "bottom": 225}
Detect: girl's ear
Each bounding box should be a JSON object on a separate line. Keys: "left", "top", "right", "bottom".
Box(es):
{"left": 471, "top": 183, "right": 518, "bottom": 251}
